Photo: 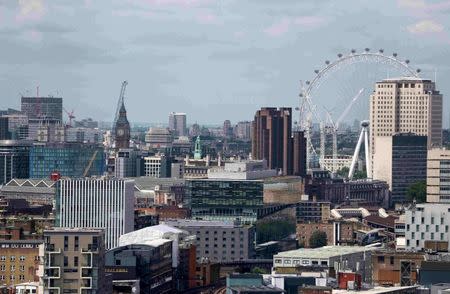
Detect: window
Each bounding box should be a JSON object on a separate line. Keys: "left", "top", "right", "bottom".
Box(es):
{"left": 275, "top": 259, "right": 282, "bottom": 264}
{"left": 378, "top": 256, "right": 385, "bottom": 263}
{"left": 421, "top": 217, "right": 424, "bottom": 224}
{"left": 19, "top": 265, "right": 25, "bottom": 272}
{"left": 74, "top": 257, "right": 78, "bottom": 267}
{"left": 19, "top": 275, "right": 25, "bottom": 281}
{"left": 390, "top": 256, "right": 394, "bottom": 265}
{"left": 10, "top": 256, "right": 15, "bottom": 262}
{"left": 0, "top": 256, "right": 5, "bottom": 261}
{"left": 0, "top": 275, "right": 4, "bottom": 281}
{"left": 115, "top": 259, "right": 121, "bottom": 266}
{"left": 416, "top": 240, "right": 419, "bottom": 246}
{"left": 74, "top": 236, "right": 79, "bottom": 251}
{"left": 431, "top": 233, "right": 434, "bottom": 240}
{"left": 10, "top": 265, "right": 15, "bottom": 271}
{"left": 64, "top": 256, "right": 68, "bottom": 267}
{"left": 64, "top": 236, "right": 69, "bottom": 251}
{"left": 0, "top": 265, "right": 5, "bottom": 271}
{"left": 19, "top": 256, "right": 25, "bottom": 262}
{"left": 412, "top": 232, "right": 415, "bottom": 239}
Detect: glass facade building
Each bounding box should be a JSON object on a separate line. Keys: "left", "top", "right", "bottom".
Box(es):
{"left": 186, "top": 179, "right": 263, "bottom": 224}
{"left": 391, "top": 134, "right": 427, "bottom": 203}
{"left": 30, "top": 143, "right": 105, "bottom": 178}
{"left": 0, "top": 140, "right": 31, "bottom": 185}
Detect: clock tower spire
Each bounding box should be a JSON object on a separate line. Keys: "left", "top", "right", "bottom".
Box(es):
{"left": 114, "top": 101, "right": 130, "bottom": 149}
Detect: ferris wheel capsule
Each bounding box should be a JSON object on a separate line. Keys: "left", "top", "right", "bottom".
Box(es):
{"left": 306, "top": 81, "right": 310, "bottom": 85}
{"left": 365, "top": 48, "right": 370, "bottom": 52}
{"left": 325, "top": 60, "right": 330, "bottom": 65}
{"left": 315, "top": 69, "right": 319, "bottom": 74}
{"left": 405, "top": 59, "right": 410, "bottom": 64}
{"left": 295, "top": 107, "right": 300, "bottom": 111}
{"left": 338, "top": 53, "right": 343, "bottom": 58}
{"left": 379, "top": 49, "right": 384, "bottom": 53}
{"left": 351, "top": 49, "right": 356, "bottom": 54}
{"left": 417, "top": 69, "right": 421, "bottom": 73}
{"left": 393, "top": 53, "right": 398, "bottom": 57}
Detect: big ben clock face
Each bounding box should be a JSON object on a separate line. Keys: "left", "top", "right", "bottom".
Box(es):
{"left": 117, "top": 129, "right": 124, "bottom": 136}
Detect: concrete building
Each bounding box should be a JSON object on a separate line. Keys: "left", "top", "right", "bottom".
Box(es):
{"left": 115, "top": 148, "right": 140, "bottom": 178}
{"left": 405, "top": 203, "right": 450, "bottom": 251}
{"left": 295, "top": 201, "right": 331, "bottom": 223}
{"left": 145, "top": 127, "right": 173, "bottom": 149}
{"left": 164, "top": 219, "right": 256, "bottom": 263}
{"left": 169, "top": 112, "right": 187, "bottom": 137}
{"left": 427, "top": 148, "right": 450, "bottom": 203}
{"left": 0, "top": 140, "right": 31, "bottom": 185}
{"left": 186, "top": 179, "right": 263, "bottom": 224}
{"left": 21, "top": 97, "right": 63, "bottom": 122}
{"left": 0, "top": 117, "right": 10, "bottom": 140}
{"left": 55, "top": 178, "right": 135, "bottom": 249}
{"left": 273, "top": 246, "right": 374, "bottom": 283}
{"left": 373, "top": 134, "right": 427, "bottom": 203}
{"left": 65, "top": 127, "right": 103, "bottom": 144}
{"left": 370, "top": 77, "right": 443, "bottom": 173}
{"left": 144, "top": 154, "right": 172, "bottom": 178}
{"left": 208, "top": 160, "right": 277, "bottom": 180}
{"left": 1, "top": 114, "right": 28, "bottom": 140}
{"left": 0, "top": 240, "right": 42, "bottom": 287}
{"left": 39, "top": 228, "right": 109, "bottom": 293}
{"left": 234, "top": 121, "right": 252, "bottom": 141}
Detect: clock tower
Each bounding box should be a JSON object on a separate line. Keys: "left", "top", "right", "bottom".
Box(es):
{"left": 114, "top": 102, "right": 130, "bottom": 149}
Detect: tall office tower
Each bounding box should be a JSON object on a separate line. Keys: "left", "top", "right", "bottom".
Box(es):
{"left": 370, "top": 78, "right": 443, "bottom": 172}
{"left": 0, "top": 117, "right": 10, "bottom": 140}
{"left": 0, "top": 140, "right": 31, "bottom": 185}
{"left": 427, "top": 148, "right": 450, "bottom": 203}
{"left": 2, "top": 113, "right": 29, "bottom": 139}
{"left": 55, "top": 178, "right": 135, "bottom": 249}
{"left": 234, "top": 121, "right": 252, "bottom": 141}
{"left": 21, "top": 97, "right": 63, "bottom": 122}
{"left": 169, "top": 112, "right": 187, "bottom": 137}
{"left": 292, "top": 131, "right": 307, "bottom": 177}
{"left": 114, "top": 102, "right": 131, "bottom": 149}
{"left": 252, "top": 107, "right": 292, "bottom": 175}
{"left": 39, "top": 228, "right": 110, "bottom": 293}
{"left": 373, "top": 134, "right": 427, "bottom": 204}
{"left": 223, "top": 120, "right": 232, "bottom": 138}
{"left": 115, "top": 148, "right": 139, "bottom": 178}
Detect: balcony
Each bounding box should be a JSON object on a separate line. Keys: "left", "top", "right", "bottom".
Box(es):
{"left": 44, "top": 267, "right": 61, "bottom": 279}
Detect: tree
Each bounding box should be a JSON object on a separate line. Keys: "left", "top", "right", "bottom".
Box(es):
{"left": 251, "top": 267, "right": 267, "bottom": 274}
{"left": 406, "top": 180, "right": 426, "bottom": 203}
{"left": 309, "top": 230, "right": 328, "bottom": 248}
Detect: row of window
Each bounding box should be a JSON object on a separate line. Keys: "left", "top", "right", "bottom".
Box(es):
{"left": 0, "top": 274, "right": 26, "bottom": 281}
{"left": 0, "top": 265, "right": 27, "bottom": 271}
{"left": 0, "top": 256, "right": 28, "bottom": 262}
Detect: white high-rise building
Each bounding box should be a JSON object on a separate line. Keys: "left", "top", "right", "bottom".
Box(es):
{"left": 427, "top": 148, "right": 450, "bottom": 203}
{"left": 168, "top": 112, "right": 187, "bottom": 137}
{"left": 370, "top": 77, "right": 443, "bottom": 175}
{"left": 56, "top": 178, "right": 135, "bottom": 249}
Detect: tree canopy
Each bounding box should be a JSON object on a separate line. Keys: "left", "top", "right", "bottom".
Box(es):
{"left": 309, "top": 230, "right": 328, "bottom": 248}
{"left": 406, "top": 180, "right": 426, "bottom": 203}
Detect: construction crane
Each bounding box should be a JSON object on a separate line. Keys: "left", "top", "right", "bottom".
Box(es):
{"left": 325, "top": 88, "right": 365, "bottom": 172}
{"left": 83, "top": 150, "right": 99, "bottom": 177}
{"left": 112, "top": 81, "right": 128, "bottom": 137}
{"left": 63, "top": 107, "right": 75, "bottom": 127}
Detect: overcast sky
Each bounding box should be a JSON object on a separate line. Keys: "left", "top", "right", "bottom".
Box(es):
{"left": 0, "top": 0, "right": 450, "bottom": 125}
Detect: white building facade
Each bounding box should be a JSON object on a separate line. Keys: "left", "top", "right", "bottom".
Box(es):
{"left": 427, "top": 148, "right": 450, "bottom": 203}
{"left": 55, "top": 178, "right": 135, "bottom": 249}
{"left": 405, "top": 203, "right": 450, "bottom": 251}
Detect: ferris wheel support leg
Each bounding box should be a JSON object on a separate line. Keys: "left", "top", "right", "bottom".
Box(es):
{"left": 349, "top": 127, "right": 365, "bottom": 180}
{"left": 364, "top": 128, "right": 371, "bottom": 178}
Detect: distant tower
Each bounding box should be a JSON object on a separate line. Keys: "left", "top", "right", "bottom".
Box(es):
{"left": 194, "top": 136, "right": 202, "bottom": 159}
{"left": 115, "top": 102, "right": 130, "bottom": 149}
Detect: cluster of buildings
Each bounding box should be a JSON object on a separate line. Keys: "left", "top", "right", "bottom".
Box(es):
{"left": 0, "top": 76, "right": 450, "bottom": 293}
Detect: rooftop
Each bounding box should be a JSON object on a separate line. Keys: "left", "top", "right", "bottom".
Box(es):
{"left": 275, "top": 246, "right": 372, "bottom": 259}
{"left": 163, "top": 219, "right": 239, "bottom": 228}
{"left": 44, "top": 228, "right": 104, "bottom": 234}
{"left": 228, "top": 285, "right": 285, "bottom": 293}
{"left": 380, "top": 77, "right": 431, "bottom": 82}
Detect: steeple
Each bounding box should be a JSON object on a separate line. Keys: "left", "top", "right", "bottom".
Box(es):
{"left": 194, "top": 136, "right": 202, "bottom": 159}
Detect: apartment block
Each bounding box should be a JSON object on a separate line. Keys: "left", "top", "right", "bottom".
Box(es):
{"left": 427, "top": 148, "right": 450, "bottom": 203}
{"left": 39, "top": 228, "right": 110, "bottom": 294}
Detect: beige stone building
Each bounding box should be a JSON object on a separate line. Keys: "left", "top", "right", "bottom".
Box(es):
{"left": 370, "top": 77, "right": 443, "bottom": 175}
{"left": 427, "top": 148, "right": 450, "bottom": 203}
{"left": 38, "top": 228, "right": 110, "bottom": 294}
{"left": 0, "top": 240, "right": 42, "bottom": 287}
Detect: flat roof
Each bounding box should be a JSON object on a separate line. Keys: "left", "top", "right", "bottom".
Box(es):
{"left": 275, "top": 246, "right": 371, "bottom": 259}
{"left": 380, "top": 77, "right": 431, "bottom": 82}
{"left": 163, "top": 219, "right": 238, "bottom": 228}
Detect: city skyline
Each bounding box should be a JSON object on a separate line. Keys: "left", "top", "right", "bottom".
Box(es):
{"left": 0, "top": 0, "right": 449, "bottom": 124}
